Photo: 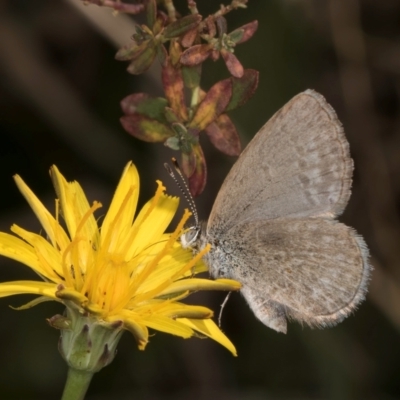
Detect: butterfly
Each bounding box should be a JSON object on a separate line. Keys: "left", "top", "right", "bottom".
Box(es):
{"left": 181, "top": 90, "right": 370, "bottom": 333}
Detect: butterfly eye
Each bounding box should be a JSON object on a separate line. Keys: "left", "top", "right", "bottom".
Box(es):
{"left": 181, "top": 226, "right": 200, "bottom": 248}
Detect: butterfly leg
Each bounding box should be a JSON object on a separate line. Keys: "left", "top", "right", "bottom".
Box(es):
{"left": 241, "top": 286, "right": 287, "bottom": 333}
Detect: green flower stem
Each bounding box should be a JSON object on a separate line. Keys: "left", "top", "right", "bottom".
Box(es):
{"left": 61, "top": 368, "right": 94, "bottom": 400}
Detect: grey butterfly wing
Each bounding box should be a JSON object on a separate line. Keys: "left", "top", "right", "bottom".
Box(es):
{"left": 208, "top": 90, "right": 353, "bottom": 233}
{"left": 209, "top": 218, "right": 370, "bottom": 333}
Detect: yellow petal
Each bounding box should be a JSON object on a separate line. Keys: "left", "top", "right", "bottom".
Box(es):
{"left": 159, "top": 278, "right": 242, "bottom": 297}
{"left": 13, "top": 175, "right": 70, "bottom": 249}
{"left": 137, "top": 247, "right": 193, "bottom": 293}
{"left": 124, "top": 190, "right": 179, "bottom": 259}
{"left": 50, "top": 166, "right": 98, "bottom": 243}
{"left": 131, "top": 299, "right": 213, "bottom": 319}
{"left": 108, "top": 310, "right": 149, "bottom": 349}
{"left": 0, "top": 232, "right": 40, "bottom": 269}
{"left": 69, "top": 182, "right": 99, "bottom": 242}
{"left": 9, "top": 226, "right": 63, "bottom": 281}
{"left": 158, "top": 303, "right": 213, "bottom": 319}
{"left": 178, "top": 318, "right": 237, "bottom": 356}
{"left": 56, "top": 287, "right": 89, "bottom": 304}
{"left": 0, "top": 281, "right": 57, "bottom": 299}
{"left": 100, "top": 162, "right": 140, "bottom": 252}
{"left": 12, "top": 296, "right": 55, "bottom": 310}
{"left": 140, "top": 315, "right": 194, "bottom": 338}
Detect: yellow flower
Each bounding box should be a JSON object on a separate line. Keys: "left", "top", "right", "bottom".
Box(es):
{"left": 0, "top": 162, "right": 240, "bottom": 363}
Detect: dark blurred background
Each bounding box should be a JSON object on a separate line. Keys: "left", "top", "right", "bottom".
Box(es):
{"left": 0, "top": 0, "right": 400, "bottom": 399}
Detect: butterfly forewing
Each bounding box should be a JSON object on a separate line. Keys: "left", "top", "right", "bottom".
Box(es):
{"left": 208, "top": 90, "right": 353, "bottom": 234}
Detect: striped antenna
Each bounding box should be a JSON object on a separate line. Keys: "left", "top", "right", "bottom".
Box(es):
{"left": 164, "top": 158, "right": 199, "bottom": 227}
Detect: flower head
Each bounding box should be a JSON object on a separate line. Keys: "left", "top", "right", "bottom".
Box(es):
{"left": 0, "top": 162, "right": 240, "bottom": 367}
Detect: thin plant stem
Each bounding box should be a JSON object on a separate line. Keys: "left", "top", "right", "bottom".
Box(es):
{"left": 61, "top": 368, "right": 94, "bottom": 400}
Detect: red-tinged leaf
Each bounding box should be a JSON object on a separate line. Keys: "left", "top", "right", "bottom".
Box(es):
{"left": 115, "top": 39, "right": 150, "bottom": 61}
{"left": 180, "top": 44, "right": 212, "bottom": 66}
{"left": 163, "top": 14, "right": 202, "bottom": 39}
{"left": 121, "top": 93, "right": 168, "bottom": 122}
{"left": 225, "top": 69, "right": 259, "bottom": 112}
{"left": 120, "top": 114, "right": 174, "bottom": 142}
{"left": 181, "top": 27, "right": 198, "bottom": 48}
{"left": 126, "top": 43, "right": 157, "bottom": 74}
{"left": 205, "top": 114, "right": 241, "bottom": 156}
{"left": 121, "top": 93, "right": 147, "bottom": 115}
{"left": 187, "top": 144, "right": 207, "bottom": 197}
{"left": 162, "top": 58, "right": 188, "bottom": 121}
{"left": 221, "top": 49, "right": 244, "bottom": 78}
{"left": 146, "top": 0, "right": 157, "bottom": 29}
{"left": 198, "top": 89, "right": 206, "bottom": 102}
{"left": 229, "top": 20, "right": 258, "bottom": 44}
{"left": 188, "top": 79, "right": 233, "bottom": 132}
{"left": 205, "top": 16, "right": 217, "bottom": 38}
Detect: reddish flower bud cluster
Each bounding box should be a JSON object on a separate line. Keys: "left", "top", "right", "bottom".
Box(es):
{"left": 117, "top": 0, "right": 259, "bottom": 196}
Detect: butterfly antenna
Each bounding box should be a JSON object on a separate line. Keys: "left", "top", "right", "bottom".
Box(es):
{"left": 164, "top": 158, "right": 199, "bottom": 227}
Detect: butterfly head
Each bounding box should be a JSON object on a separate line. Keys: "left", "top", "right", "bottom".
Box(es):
{"left": 180, "top": 225, "right": 201, "bottom": 249}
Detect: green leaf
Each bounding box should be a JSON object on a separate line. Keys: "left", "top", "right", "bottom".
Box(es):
{"left": 225, "top": 69, "right": 259, "bottom": 112}
{"left": 164, "top": 107, "right": 180, "bottom": 123}
{"left": 182, "top": 65, "right": 202, "bottom": 89}
{"left": 229, "top": 20, "right": 258, "bottom": 44}
{"left": 121, "top": 93, "right": 169, "bottom": 123}
{"left": 127, "top": 42, "right": 157, "bottom": 74}
{"left": 163, "top": 14, "right": 202, "bottom": 39}
{"left": 120, "top": 114, "right": 174, "bottom": 142}
{"left": 115, "top": 40, "right": 151, "bottom": 61}
{"left": 157, "top": 44, "right": 168, "bottom": 66}
{"left": 188, "top": 78, "right": 232, "bottom": 132}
